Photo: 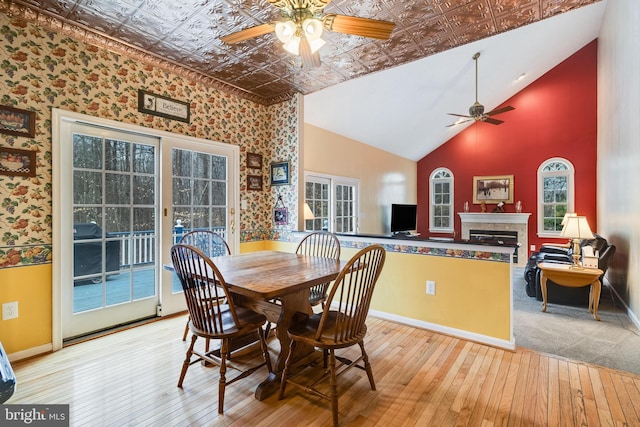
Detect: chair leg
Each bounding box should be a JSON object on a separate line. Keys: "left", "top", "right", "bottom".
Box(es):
{"left": 358, "top": 341, "right": 376, "bottom": 390}
{"left": 328, "top": 349, "right": 339, "bottom": 427}
{"left": 218, "top": 339, "right": 229, "bottom": 414}
{"left": 182, "top": 317, "right": 190, "bottom": 341}
{"left": 257, "top": 327, "right": 273, "bottom": 373}
{"left": 278, "top": 339, "right": 297, "bottom": 400}
{"left": 178, "top": 334, "right": 197, "bottom": 387}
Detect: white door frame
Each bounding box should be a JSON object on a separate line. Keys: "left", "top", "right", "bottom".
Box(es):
{"left": 52, "top": 108, "right": 239, "bottom": 351}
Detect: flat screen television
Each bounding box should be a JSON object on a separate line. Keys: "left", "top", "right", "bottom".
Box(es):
{"left": 390, "top": 204, "right": 417, "bottom": 235}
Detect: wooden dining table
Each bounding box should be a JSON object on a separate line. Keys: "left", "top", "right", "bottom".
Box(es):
{"left": 184, "top": 250, "right": 344, "bottom": 400}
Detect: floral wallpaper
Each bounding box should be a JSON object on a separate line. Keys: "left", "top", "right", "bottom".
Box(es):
{"left": 0, "top": 12, "right": 300, "bottom": 268}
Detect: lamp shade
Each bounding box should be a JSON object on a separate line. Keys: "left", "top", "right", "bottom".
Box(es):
{"left": 303, "top": 202, "right": 314, "bottom": 220}
{"left": 560, "top": 215, "right": 594, "bottom": 239}
{"left": 561, "top": 212, "right": 577, "bottom": 226}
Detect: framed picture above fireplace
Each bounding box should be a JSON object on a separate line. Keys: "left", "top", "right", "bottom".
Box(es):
{"left": 473, "top": 175, "right": 514, "bottom": 204}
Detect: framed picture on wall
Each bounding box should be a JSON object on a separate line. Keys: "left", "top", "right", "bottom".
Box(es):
{"left": 247, "top": 174, "right": 263, "bottom": 191}
{"left": 270, "top": 161, "right": 290, "bottom": 186}
{"left": 273, "top": 207, "right": 288, "bottom": 225}
{"left": 247, "top": 152, "right": 262, "bottom": 169}
{"left": 0, "top": 147, "right": 36, "bottom": 177}
{"left": 472, "top": 175, "right": 514, "bottom": 204}
{"left": 0, "top": 105, "right": 36, "bottom": 138}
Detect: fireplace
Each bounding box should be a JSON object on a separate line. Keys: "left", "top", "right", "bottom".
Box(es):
{"left": 458, "top": 213, "right": 531, "bottom": 266}
{"left": 469, "top": 229, "right": 519, "bottom": 263}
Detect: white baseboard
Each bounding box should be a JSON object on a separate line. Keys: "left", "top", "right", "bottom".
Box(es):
{"left": 368, "top": 309, "right": 516, "bottom": 351}
{"left": 8, "top": 343, "right": 53, "bottom": 362}
{"left": 608, "top": 285, "right": 640, "bottom": 331}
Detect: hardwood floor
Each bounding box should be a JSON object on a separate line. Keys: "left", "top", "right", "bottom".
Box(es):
{"left": 9, "top": 314, "right": 640, "bottom": 426}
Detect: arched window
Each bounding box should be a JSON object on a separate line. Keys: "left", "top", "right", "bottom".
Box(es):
{"left": 429, "top": 168, "right": 453, "bottom": 232}
{"left": 538, "top": 158, "right": 574, "bottom": 236}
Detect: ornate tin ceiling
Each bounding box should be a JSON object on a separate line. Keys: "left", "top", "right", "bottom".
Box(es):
{"left": 2, "top": 0, "right": 601, "bottom": 105}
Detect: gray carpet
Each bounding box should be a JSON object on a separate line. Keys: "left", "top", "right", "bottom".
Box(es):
{"left": 512, "top": 267, "right": 640, "bottom": 375}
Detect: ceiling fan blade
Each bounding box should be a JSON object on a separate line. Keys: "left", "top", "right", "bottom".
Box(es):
{"left": 220, "top": 23, "right": 275, "bottom": 44}
{"left": 322, "top": 14, "right": 395, "bottom": 40}
{"left": 446, "top": 118, "right": 473, "bottom": 127}
{"left": 486, "top": 105, "right": 515, "bottom": 116}
{"left": 447, "top": 113, "right": 472, "bottom": 118}
{"left": 299, "top": 37, "right": 322, "bottom": 69}
{"left": 483, "top": 117, "right": 504, "bottom": 125}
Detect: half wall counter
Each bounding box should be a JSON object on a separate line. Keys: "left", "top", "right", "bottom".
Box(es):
{"left": 261, "top": 233, "right": 516, "bottom": 351}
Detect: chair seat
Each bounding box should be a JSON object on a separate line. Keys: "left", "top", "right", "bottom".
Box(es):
{"left": 288, "top": 311, "right": 367, "bottom": 349}
{"left": 189, "top": 304, "right": 267, "bottom": 339}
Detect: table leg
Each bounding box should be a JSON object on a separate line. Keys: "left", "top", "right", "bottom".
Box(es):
{"left": 253, "top": 289, "right": 314, "bottom": 401}
{"left": 590, "top": 279, "right": 601, "bottom": 321}
{"left": 540, "top": 273, "right": 548, "bottom": 313}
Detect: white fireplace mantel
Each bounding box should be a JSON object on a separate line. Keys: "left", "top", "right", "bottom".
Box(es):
{"left": 458, "top": 212, "right": 531, "bottom": 224}
{"left": 458, "top": 212, "right": 531, "bottom": 266}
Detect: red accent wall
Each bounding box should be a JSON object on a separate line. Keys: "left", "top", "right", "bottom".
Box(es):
{"left": 417, "top": 40, "right": 598, "bottom": 256}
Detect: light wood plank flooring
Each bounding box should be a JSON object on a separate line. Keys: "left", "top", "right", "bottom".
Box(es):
{"left": 9, "top": 314, "right": 640, "bottom": 426}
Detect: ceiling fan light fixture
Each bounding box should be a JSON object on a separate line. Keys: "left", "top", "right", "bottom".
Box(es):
{"left": 283, "top": 37, "right": 301, "bottom": 55}
{"left": 302, "top": 18, "right": 323, "bottom": 40}
{"left": 275, "top": 20, "right": 297, "bottom": 44}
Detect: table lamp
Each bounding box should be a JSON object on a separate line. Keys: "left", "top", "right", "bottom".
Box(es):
{"left": 560, "top": 215, "right": 594, "bottom": 269}
{"left": 303, "top": 202, "right": 314, "bottom": 220}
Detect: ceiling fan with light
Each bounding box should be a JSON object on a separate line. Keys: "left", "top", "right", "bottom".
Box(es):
{"left": 220, "top": 0, "right": 395, "bottom": 68}
{"left": 447, "top": 52, "right": 515, "bottom": 127}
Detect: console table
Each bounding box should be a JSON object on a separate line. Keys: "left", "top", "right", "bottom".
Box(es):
{"left": 537, "top": 262, "right": 604, "bottom": 320}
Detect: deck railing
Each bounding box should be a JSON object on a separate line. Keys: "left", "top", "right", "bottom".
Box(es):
{"left": 111, "top": 227, "right": 227, "bottom": 267}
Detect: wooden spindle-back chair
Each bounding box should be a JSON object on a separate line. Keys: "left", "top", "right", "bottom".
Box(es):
{"left": 178, "top": 230, "right": 231, "bottom": 341}
{"left": 171, "top": 244, "right": 272, "bottom": 414}
{"left": 279, "top": 244, "right": 386, "bottom": 427}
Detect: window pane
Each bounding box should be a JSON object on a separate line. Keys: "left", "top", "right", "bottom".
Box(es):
{"left": 73, "top": 134, "right": 103, "bottom": 169}
{"left": 211, "top": 207, "right": 226, "bottom": 227}
{"left": 211, "top": 181, "right": 226, "bottom": 205}
{"left": 105, "top": 207, "right": 130, "bottom": 234}
{"left": 211, "top": 155, "right": 226, "bottom": 180}
{"left": 105, "top": 173, "right": 130, "bottom": 204}
{"left": 193, "top": 180, "right": 210, "bottom": 206}
{"left": 172, "top": 149, "right": 191, "bottom": 177}
{"left": 173, "top": 177, "right": 191, "bottom": 205}
{"left": 105, "top": 139, "right": 130, "bottom": 172}
{"left": 133, "top": 144, "right": 155, "bottom": 174}
{"left": 133, "top": 176, "right": 154, "bottom": 205}
{"left": 133, "top": 208, "right": 154, "bottom": 232}
{"left": 192, "top": 207, "right": 209, "bottom": 228}
{"left": 74, "top": 207, "right": 102, "bottom": 225}
{"left": 74, "top": 171, "right": 102, "bottom": 204}
{"left": 192, "top": 152, "right": 210, "bottom": 179}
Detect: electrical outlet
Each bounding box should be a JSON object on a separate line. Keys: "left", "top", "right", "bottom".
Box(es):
{"left": 2, "top": 301, "right": 18, "bottom": 320}
{"left": 530, "top": 245, "right": 536, "bottom": 251}
{"left": 426, "top": 280, "right": 436, "bottom": 295}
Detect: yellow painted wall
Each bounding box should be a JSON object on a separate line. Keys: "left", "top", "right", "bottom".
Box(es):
{"left": 0, "top": 265, "right": 52, "bottom": 354}
{"left": 303, "top": 124, "right": 417, "bottom": 235}
{"left": 341, "top": 247, "right": 511, "bottom": 341}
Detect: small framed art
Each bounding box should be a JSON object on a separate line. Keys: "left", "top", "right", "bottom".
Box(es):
{"left": 273, "top": 207, "right": 288, "bottom": 225}
{"left": 247, "top": 152, "right": 262, "bottom": 169}
{"left": 0, "top": 105, "right": 36, "bottom": 138}
{"left": 247, "top": 174, "right": 263, "bottom": 191}
{"left": 270, "top": 161, "right": 290, "bottom": 186}
{"left": 0, "top": 147, "right": 36, "bottom": 177}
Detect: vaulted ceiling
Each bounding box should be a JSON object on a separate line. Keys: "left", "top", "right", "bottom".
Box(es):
{"left": 1, "top": 0, "right": 605, "bottom": 159}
